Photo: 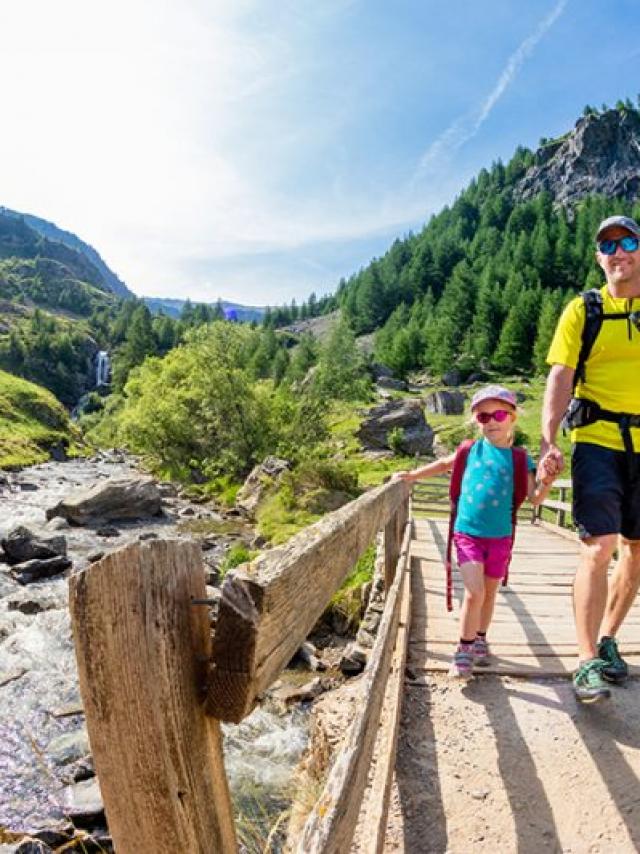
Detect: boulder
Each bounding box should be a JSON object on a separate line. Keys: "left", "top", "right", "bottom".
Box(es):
{"left": 1, "top": 526, "right": 67, "bottom": 566}
{"left": 376, "top": 376, "right": 407, "bottom": 391}
{"left": 45, "top": 476, "right": 161, "bottom": 525}
{"left": 369, "top": 362, "right": 395, "bottom": 380}
{"left": 424, "top": 390, "right": 466, "bottom": 415}
{"left": 441, "top": 369, "right": 464, "bottom": 387}
{"left": 12, "top": 556, "right": 72, "bottom": 585}
{"left": 356, "top": 399, "right": 434, "bottom": 455}
{"left": 235, "top": 456, "right": 290, "bottom": 517}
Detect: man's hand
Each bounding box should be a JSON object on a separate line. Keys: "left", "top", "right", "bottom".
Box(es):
{"left": 537, "top": 444, "right": 564, "bottom": 482}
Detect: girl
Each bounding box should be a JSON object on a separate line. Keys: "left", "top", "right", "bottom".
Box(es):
{"left": 395, "top": 385, "right": 555, "bottom": 678}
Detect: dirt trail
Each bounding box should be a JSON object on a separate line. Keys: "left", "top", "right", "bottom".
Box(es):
{"left": 383, "top": 673, "right": 640, "bottom": 853}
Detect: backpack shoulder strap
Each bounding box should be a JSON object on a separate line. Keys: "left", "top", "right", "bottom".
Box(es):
{"left": 503, "top": 446, "right": 530, "bottom": 591}
{"left": 511, "top": 446, "right": 529, "bottom": 510}
{"left": 449, "top": 439, "right": 476, "bottom": 502}
{"left": 574, "top": 288, "right": 604, "bottom": 390}
{"left": 445, "top": 439, "right": 476, "bottom": 612}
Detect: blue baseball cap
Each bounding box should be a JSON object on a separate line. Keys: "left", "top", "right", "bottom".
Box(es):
{"left": 595, "top": 216, "right": 640, "bottom": 242}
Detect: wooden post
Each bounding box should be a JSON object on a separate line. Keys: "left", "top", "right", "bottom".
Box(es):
{"left": 385, "top": 500, "right": 408, "bottom": 590}
{"left": 383, "top": 510, "right": 400, "bottom": 591}
{"left": 69, "top": 539, "right": 238, "bottom": 854}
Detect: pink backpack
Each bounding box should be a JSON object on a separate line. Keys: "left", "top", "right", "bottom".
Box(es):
{"left": 445, "top": 439, "right": 529, "bottom": 612}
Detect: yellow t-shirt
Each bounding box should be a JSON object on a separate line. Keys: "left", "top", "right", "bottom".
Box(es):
{"left": 547, "top": 285, "right": 640, "bottom": 452}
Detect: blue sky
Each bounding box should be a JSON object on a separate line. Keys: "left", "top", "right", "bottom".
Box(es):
{"left": 1, "top": 1, "right": 639, "bottom": 306}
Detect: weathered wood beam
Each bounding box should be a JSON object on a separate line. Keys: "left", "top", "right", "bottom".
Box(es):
{"left": 69, "top": 540, "right": 238, "bottom": 854}
{"left": 294, "top": 519, "right": 412, "bottom": 854}
{"left": 206, "top": 479, "right": 410, "bottom": 722}
{"left": 352, "top": 531, "right": 412, "bottom": 853}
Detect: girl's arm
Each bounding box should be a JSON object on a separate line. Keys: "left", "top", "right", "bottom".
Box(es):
{"left": 527, "top": 470, "right": 555, "bottom": 506}
{"left": 393, "top": 451, "right": 456, "bottom": 483}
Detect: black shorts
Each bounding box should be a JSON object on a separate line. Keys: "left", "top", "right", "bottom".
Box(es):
{"left": 572, "top": 442, "right": 640, "bottom": 540}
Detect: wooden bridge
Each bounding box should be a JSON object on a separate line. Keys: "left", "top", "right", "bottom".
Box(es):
{"left": 69, "top": 475, "right": 640, "bottom": 852}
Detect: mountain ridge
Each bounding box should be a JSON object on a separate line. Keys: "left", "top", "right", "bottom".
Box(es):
{"left": 0, "top": 207, "right": 133, "bottom": 299}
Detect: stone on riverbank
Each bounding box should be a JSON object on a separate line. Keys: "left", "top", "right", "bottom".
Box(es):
{"left": 45, "top": 476, "right": 161, "bottom": 525}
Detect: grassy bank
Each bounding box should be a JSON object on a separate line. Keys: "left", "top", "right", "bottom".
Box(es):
{"left": 0, "top": 369, "right": 78, "bottom": 468}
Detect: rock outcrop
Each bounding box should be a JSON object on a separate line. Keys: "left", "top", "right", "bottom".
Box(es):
{"left": 235, "top": 456, "right": 291, "bottom": 517}
{"left": 516, "top": 109, "right": 640, "bottom": 207}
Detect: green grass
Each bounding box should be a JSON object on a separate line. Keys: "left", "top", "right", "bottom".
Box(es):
{"left": 0, "top": 369, "right": 78, "bottom": 468}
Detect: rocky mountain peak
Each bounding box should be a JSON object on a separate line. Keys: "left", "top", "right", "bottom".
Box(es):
{"left": 516, "top": 108, "right": 640, "bottom": 206}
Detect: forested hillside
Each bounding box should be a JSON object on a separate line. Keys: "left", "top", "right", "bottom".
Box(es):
{"left": 263, "top": 105, "right": 640, "bottom": 380}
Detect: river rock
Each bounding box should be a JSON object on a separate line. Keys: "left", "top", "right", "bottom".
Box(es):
{"left": 356, "top": 399, "right": 434, "bottom": 455}
{"left": 45, "top": 476, "right": 161, "bottom": 525}
{"left": 11, "top": 556, "right": 72, "bottom": 585}
{"left": 0, "top": 839, "right": 55, "bottom": 852}
{"left": 270, "top": 677, "right": 325, "bottom": 710}
{"left": 339, "top": 643, "right": 368, "bottom": 676}
{"left": 424, "top": 390, "right": 465, "bottom": 415}
{"left": 290, "top": 641, "right": 326, "bottom": 672}
{"left": 235, "top": 456, "right": 291, "bottom": 517}
{"left": 47, "top": 728, "right": 90, "bottom": 768}
{"left": 62, "top": 778, "right": 104, "bottom": 827}
{"left": 1, "top": 526, "right": 67, "bottom": 566}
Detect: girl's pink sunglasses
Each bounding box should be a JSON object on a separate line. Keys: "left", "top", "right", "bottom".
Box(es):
{"left": 475, "top": 409, "right": 511, "bottom": 424}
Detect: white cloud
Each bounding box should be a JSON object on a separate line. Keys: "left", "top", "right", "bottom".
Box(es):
{"left": 413, "top": 0, "right": 568, "bottom": 182}
{"left": 0, "top": 0, "right": 570, "bottom": 304}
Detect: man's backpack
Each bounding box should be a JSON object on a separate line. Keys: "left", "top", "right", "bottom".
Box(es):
{"left": 574, "top": 287, "right": 640, "bottom": 390}
{"left": 444, "top": 439, "right": 529, "bottom": 612}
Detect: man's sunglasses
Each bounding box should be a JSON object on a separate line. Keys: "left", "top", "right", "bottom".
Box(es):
{"left": 475, "top": 409, "right": 512, "bottom": 424}
{"left": 597, "top": 236, "right": 640, "bottom": 255}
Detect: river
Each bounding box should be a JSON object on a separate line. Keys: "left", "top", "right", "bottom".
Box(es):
{"left": 0, "top": 453, "right": 308, "bottom": 850}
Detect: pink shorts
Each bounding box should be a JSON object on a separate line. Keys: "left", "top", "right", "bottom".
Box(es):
{"left": 453, "top": 532, "right": 513, "bottom": 579}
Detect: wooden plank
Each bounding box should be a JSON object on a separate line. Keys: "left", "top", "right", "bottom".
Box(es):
{"left": 206, "top": 479, "right": 410, "bottom": 722}
{"left": 69, "top": 540, "right": 238, "bottom": 854}
{"left": 542, "top": 499, "right": 572, "bottom": 513}
{"left": 297, "top": 522, "right": 412, "bottom": 854}
{"left": 352, "top": 538, "right": 412, "bottom": 854}
{"left": 416, "top": 656, "right": 640, "bottom": 677}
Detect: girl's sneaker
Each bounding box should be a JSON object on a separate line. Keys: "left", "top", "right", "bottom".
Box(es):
{"left": 472, "top": 635, "right": 490, "bottom": 666}
{"left": 450, "top": 645, "right": 473, "bottom": 679}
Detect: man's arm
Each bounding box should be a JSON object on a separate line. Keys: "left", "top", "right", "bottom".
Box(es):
{"left": 538, "top": 363, "right": 575, "bottom": 478}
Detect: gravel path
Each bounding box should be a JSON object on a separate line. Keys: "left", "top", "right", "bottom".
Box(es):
{"left": 383, "top": 673, "right": 640, "bottom": 853}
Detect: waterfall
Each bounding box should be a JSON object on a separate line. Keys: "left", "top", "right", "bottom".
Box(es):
{"left": 95, "top": 350, "right": 110, "bottom": 387}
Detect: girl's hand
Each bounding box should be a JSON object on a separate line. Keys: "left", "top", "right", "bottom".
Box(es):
{"left": 391, "top": 471, "right": 412, "bottom": 482}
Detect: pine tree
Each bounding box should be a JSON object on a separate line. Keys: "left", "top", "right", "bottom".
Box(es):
{"left": 532, "top": 290, "right": 564, "bottom": 373}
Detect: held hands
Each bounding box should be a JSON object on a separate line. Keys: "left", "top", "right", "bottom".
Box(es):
{"left": 537, "top": 445, "right": 564, "bottom": 485}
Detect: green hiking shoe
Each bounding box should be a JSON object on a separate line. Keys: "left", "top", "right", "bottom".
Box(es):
{"left": 573, "top": 658, "right": 611, "bottom": 704}
{"left": 598, "top": 636, "right": 629, "bottom": 684}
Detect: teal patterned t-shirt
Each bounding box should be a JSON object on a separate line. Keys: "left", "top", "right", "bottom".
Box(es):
{"left": 453, "top": 439, "right": 535, "bottom": 538}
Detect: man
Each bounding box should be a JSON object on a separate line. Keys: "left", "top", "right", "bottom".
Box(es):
{"left": 540, "top": 214, "right": 640, "bottom": 703}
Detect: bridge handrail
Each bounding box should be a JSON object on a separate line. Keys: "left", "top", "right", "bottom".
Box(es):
{"left": 206, "top": 478, "right": 410, "bottom": 722}
{"left": 69, "top": 477, "right": 411, "bottom": 853}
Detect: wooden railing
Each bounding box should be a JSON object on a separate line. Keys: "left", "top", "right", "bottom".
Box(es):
{"left": 412, "top": 475, "right": 574, "bottom": 529}
{"left": 532, "top": 477, "right": 573, "bottom": 528}
{"left": 68, "top": 478, "right": 411, "bottom": 854}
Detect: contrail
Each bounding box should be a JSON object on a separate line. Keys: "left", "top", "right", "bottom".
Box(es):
{"left": 414, "top": 0, "right": 568, "bottom": 181}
